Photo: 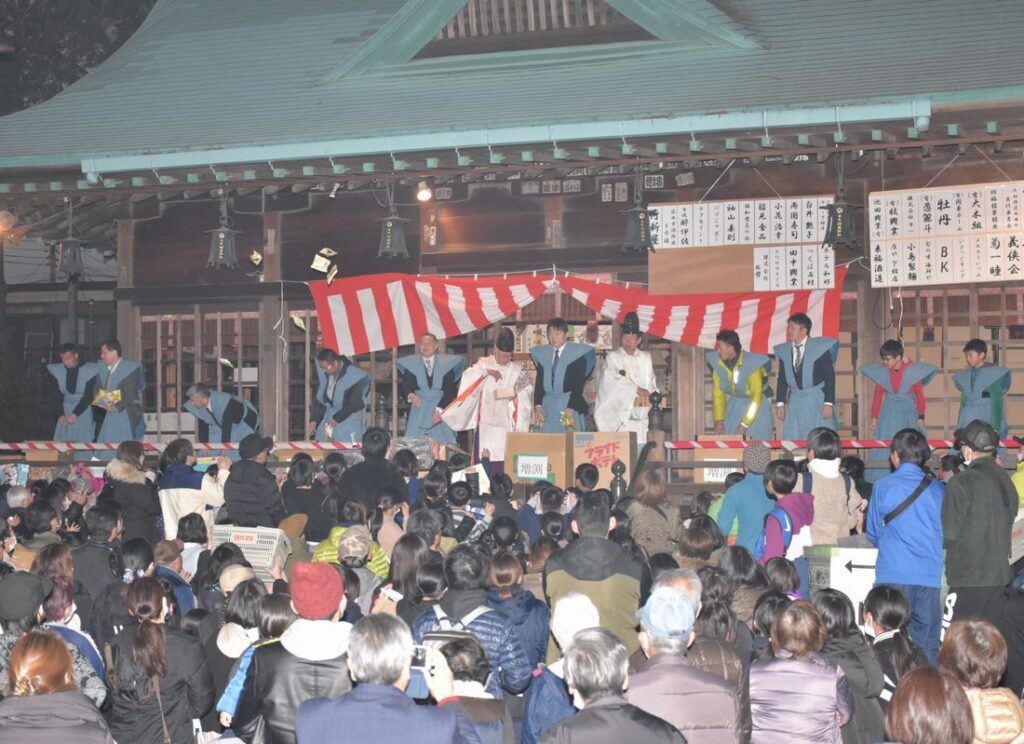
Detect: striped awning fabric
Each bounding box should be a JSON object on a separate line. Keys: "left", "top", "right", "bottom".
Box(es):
{"left": 308, "top": 267, "right": 846, "bottom": 355}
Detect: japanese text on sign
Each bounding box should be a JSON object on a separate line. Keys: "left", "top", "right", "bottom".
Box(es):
{"left": 869, "top": 180, "right": 1024, "bottom": 287}
{"left": 515, "top": 454, "right": 549, "bottom": 481}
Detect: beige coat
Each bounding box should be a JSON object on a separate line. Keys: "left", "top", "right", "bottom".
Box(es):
{"left": 805, "top": 465, "right": 863, "bottom": 545}
{"left": 966, "top": 687, "right": 1024, "bottom": 744}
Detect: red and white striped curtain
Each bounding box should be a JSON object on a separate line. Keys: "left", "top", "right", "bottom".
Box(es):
{"left": 308, "top": 272, "right": 551, "bottom": 356}
{"left": 308, "top": 267, "right": 846, "bottom": 355}
{"left": 558, "top": 267, "right": 847, "bottom": 354}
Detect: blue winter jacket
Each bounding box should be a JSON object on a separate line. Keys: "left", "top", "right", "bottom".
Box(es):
{"left": 156, "top": 564, "right": 197, "bottom": 614}
{"left": 521, "top": 666, "right": 574, "bottom": 744}
{"left": 411, "top": 588, "right": 533, "bottom": 695}
{"left": 715, "top": 472, "right": 774, "bottom": 552}
{"left": 159, "top": 462, "right": 206, "bottom": 490}
{"left": 866, "top": 462, "right": 945, "bottom": 588}
{"left": 486, "top": 586, "right": 550, "bottom": 669}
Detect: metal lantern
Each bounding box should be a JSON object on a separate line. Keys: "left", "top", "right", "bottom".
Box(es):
{"left": 377, "top": 183, "right": 410, "bottom": 259}
{"left": 621, "top": 205, "right": 656, "bottom": 253}
{"left": 377, "top": 212, "right": 410, "bottom": 259}
{"left": 621, "top": 171, "right": 655, "bottom": 253}
{"left": 822, "top": 187, "right": 861, "bottom": 252}
{"left": 57, "top": 237, "right": 86, "bottom": 278}
{"left": 207, "top": 196, "right": 240, "bottom": 269}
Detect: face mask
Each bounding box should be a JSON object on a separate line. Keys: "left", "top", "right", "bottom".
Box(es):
{"left": 65, "top": 602, "right": 82, "bottom": 632}
{"left": 571, "top": 689, "right": 586, "bottom": 710}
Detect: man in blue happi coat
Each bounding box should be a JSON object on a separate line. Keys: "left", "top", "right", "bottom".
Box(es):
{"left": 707, "top": 329, "right": 774, "bottom": 441}
{"left": 397, "top": 334, "right": 464, "bottom": 445}
{"left": 860, "top": 338, "right": 936, "bottom": 480}
{"left": 774, "top": 312, "right": 839, "bottom": 441}
{"left": 531, "top": 317, "right": 595, "bottom": 432}
{"left": 185, "top": 382, "right": 260, "bottom": 443}
{"left": 47, "top": 342, "right": 101, "bottom": 442}
{"left": 94, "top": 338, "right": 145, "bottom": 443}
{"left": 308, "top": 348, "right": 370, "bottom": 444}
{"left": 955, "top": 338, "right": 1011, "bottom": 440}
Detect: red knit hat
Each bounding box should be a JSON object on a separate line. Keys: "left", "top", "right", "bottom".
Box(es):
{"left": 290, "top": 563, "right": 344, "bottom": 620}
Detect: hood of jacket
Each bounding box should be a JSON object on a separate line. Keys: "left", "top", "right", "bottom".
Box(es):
{"left": 486, "top": 586, "right": 532, "bottom": 624}
{"left": 778, "top": 491, "right": 814, "bottom": 525}
{"left": 159, "top": 462, "right": 204, "bottom": 490}
{"left": 822, "top": 632, "right": 883, "bottom": 695}
{"left": 226, "top": 458, "right": 274, "bottom": 485}
{"left": 440, "top": 588, "right": 490, "bottom": 620}
{"left": 280, "top": 618, "right": 351, "bottom": 661}
{"left": 217, "top": 622, "right": 260, "bottom": 659}
{"left": 0, "top": 689, "right": 107, "bottom": 730}
{"left": 104, "top": 458, "right": 148, "bottom": 484}
{"left": 967, "top": 687, "right": 1024, "bottom": 744}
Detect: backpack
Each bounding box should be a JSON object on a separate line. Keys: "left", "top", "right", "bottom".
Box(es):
{"left": 801, "top": 472, "right": 853, "bottom": 505}
{"left": 421, "top": 604, "right": 493, "bottom": 650}
{"left": 753, "top": 506, "right": 794, "bottom": 562}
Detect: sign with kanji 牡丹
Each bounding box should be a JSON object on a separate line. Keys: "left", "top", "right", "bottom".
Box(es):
{"left": 868, "top": 181, "right": 1024, "bottom": 287}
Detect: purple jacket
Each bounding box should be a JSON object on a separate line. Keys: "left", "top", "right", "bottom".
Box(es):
{"left": 759, "top": 492, "right": 814, "bottom": 565}
{"left": 625, "top": 653, "right": 741, "bottom": 744}
{"left": 749, "top": 651, "right": 853, "bottom": 744}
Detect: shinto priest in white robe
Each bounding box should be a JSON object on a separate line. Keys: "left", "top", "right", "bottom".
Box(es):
{"left": 594, "top": 312, "right": 659, "bottom": 437}
{"left": 441, "top": 331, "right": 533, "bottom": 462}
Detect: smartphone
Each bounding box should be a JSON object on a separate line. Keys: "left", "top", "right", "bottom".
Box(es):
{"left": 411, "top": 645, "right": 429, "bottom": 670}
{"left": 382, "top": 586, "right": 404, "bottom": 602}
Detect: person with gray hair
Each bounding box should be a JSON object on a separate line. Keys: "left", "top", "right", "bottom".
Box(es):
{"left": 184, "top": 381, "right": 260, "bottom": 443}
{"left": 522, "top": 593, "right": 601, "bottom": 744}
{"left": 295, "top": 614, "right": 480, "bottom": 744}
{"left": 541, "top": 627, "right": 685, "bottom": 744}
{"left": 646, "top": 569, "right": 752, "bottom": 742}
{"left": 626, "top": 583, "right": 742, "bottom": 744}
{"left": 5, "top": 486, "right": 32, "bottom": 511}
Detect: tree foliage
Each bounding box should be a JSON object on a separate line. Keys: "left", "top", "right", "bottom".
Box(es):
{"left": 0, "top": 0, "right": 155, "bottom": 116}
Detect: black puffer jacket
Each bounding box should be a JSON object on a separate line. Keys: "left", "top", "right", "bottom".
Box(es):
{"left": 223, "top": 459, "right": 286, "bottom": 528}
{"left": 540, "top": 695, "right": 686, "bottom": 744}
{"left": 105, "top": 624, "right": 215, "bottom": 744}
{"left": 821, "top": 633, "right": 886, "bottom": 744}
{"left": 99, "top": 460, "right": 161, "bottom": 544}
{"left": 0, "top": 690, "right": 115, "bottom": 744}
{"left": 71, "top": 540, "right": 119, "bottom": 603}
{"left": 233, "top": 618, "right": 353, "bottom": 744}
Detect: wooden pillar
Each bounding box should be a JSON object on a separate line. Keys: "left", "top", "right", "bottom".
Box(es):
{"left": 857, "top": 277, "right": 885, "bottom": 438}
{"left": 259, "top": 212, "right": 285, "bottom": 439}
{"left": 673, "top": 343, "right": 704, "bottom": 482}
{"left": 115, "top": 219, "right": 139, "bottom": 359}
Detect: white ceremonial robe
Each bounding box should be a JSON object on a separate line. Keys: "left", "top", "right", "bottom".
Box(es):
{"left": 594, "top": 347, "right": 659, "bottom": 437}
{"left": 441, "top": 355, "right": 533, "bottom": 462}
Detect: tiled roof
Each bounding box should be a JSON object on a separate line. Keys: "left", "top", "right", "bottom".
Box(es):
{"left": 0, "top": 0, "right": 1021, "bottom": 170}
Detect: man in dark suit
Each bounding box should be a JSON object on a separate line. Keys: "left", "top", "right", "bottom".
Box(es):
{"left": 774, "top": 312, "right": 839, "bottom": 441}
{"left": 295, "top": 614, "right": 481, "bottom": 744}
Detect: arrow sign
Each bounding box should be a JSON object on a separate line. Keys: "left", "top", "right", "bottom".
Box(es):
{"left": 844, "top": 560, "right": 874, "bottom": 573}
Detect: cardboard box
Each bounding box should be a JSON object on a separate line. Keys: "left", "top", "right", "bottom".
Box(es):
{"left": 505, "top": 433, "right": 572, "bottom": 489}
{"left": 693, "top": 435, "right": 745, "bottom": 484}
{"left": 805, "top": 543, "right": 878, "bottom": 616}
{"left": 571, "top": 432, "right": 637, "bottom": 490}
